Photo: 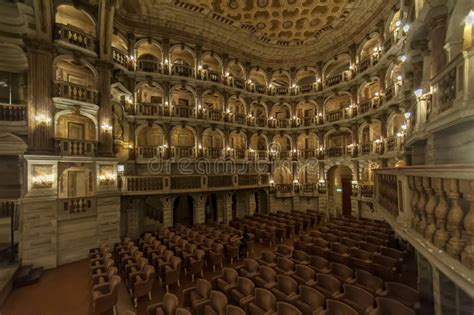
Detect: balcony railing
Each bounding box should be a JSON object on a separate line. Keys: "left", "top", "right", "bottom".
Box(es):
{"left": 171, "top": 176, "right": 201, "bottom": 190}
{"left": 431, "top": 54, "right": 464, "bottom": 115}
{"left": 55, "top": 138, "right": 96, "bottom": 156}
{"left": 112, "top": 48, "right": 128, "bottom": 68}
{"left": 256, "top": 117, "right": 266, "bottom": 127}
{"left": 208, "top": 175, "right": 233, "bottom": 188}
{"left": 300, "top": 149, "right": 316, "bottom": 159}
{"left": 137, "top": 59, "right": 161, "bottom": 73}
{"left": 358, "top": 55, "right": 379, "bottom": 73}
{"left": 204, "top": 147, "right": 223, "bottom": 159}
{"left": 255, "top": 84, "right": 266, "bottom": 94}
{"left": 302, "top": 117, "right": 315, "bottom": 126}
{"left": 54, "top": 24, "right": 95, "bottom": 52}
{"left": 136, "top": 145, "right": 164, "bottom": 159}
{"left": 326, "top": 109, "right": 345, "bottom": 122}
{"left": 275, "top": 87, "right": 288, "bottom": 96}
{"left": 0, "top": 103, "right": 26, "bottom": 121}
{"left": 233, "top": 149, "right": 246, "bottom": 160}
{"left": 206, "top": 70, "right": 221, "bottom": 83}
{"left": 234, "top": 113, "right": 246, "bottom": 125}
{"left": 375, "top": 166, "right": 474, "bottom": 275}
{"left": 172, "top": 64, "right": 194, "bottom": 77}
{"left": 136, "top": 103, "right": 166, "bottom": 116}
{"left": 326, "top": 146, "right": 352, "bottom": 158}
{"left": 206, "top": 108, "right": 223, "bottom": 121}
{"left": 325, "top": 71, "right": 351, "bottom": 87}
{"left": 173, "top": 106, "right": 194, "bottom": 118}
{"left": 54, "top": 81, "right": 98, "bottom": 105}
{"left": 360, "top": 185, "right": 374, "bottom": 198}
{"left": 233, "top": 78, "right": 245, "bottom": 90}
{"left": 173, "top": 146, "right": 195, "bottom": 159}
{"left": 123, "top": 176, "right": 164, "bottom": 192}
{"left": 58, "top": 197, "right": 96, "bottom": 221}
{"left": 276, "top": 184, "right": 293, "bottom": 193}
{"left": 360, "top": 142, "right": 374, "bottom": 155}
{"left": 238, "top": 174, "right": 258, "bottom": 186}
{"left": 299, "top": 84, "right": 314, "bottom": 94}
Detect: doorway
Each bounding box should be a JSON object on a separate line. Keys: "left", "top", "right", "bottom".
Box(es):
{"left": 173, "top": 195, "right": 194, "bottom": 226}
{"left": 205, "top": 193, "right": 218, "bottom": 223}
{"left": 327, "top": 165, "right": 352, "bottom": 216}
{"left": 341, "top": 177, "right": 352, "bottom": 216}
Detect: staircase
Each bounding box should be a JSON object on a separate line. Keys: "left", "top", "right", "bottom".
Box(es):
{"left": 12, "top": 264, "right": 43, "bottom": 289}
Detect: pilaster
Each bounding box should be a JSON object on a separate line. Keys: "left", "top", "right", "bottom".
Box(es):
{"left": 97, "top": 61, "right": 114, "bottom": 156}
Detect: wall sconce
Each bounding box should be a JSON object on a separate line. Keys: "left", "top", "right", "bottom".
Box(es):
{"left": 396, "top": 132, "right": 404, "bottom": 137}
{"left": 403, "top": 24, "right": 410, "bottom": 33}
{"left": 99, "top": 173, "right": 115, "bottom": 185}
{"left": 198, "top": 144, "right": 202, "bottom": 150}
{"left": 163, "top": 59, "right": 168, "bottom": 64}
{"left": 401, "top": 124, "right": 407, "bottom": 130}
{"left": 292, "top": 84, "right": 297, "bottom": 89}
{"left": 101, "top": 123, "right": 112, "bottom": 132}
{"left": 35, "top": 114, "right": 51, "bottom": 125}
{"left": 316, "top": 78, "right": 321, "bottom": 83}
{"left": 467, "top": 11, "right": 474, "bottom": 25}
{"left": 414, "top": 88, "right": 424, "bottom": 98}
{"left": 129, "top": 55, "right": 135, "bottom": 62}
{"left": 198, "top": 65, "right": 202, "bottom": 70}
{"left": 397, "top": 75, "right": 403, "bottom": 82}
{"left": 399, "top": 55, "right": 408, "bottom": 63}
{"left": 117, "top": 165, "right": 125, "bottom": 174}
{"left": 395, "top": 20, "right": 402, "bottom": 27}
{"left": 225, "top": 72, "right": 230, "bottom": 77}
{"left": 404, "top": 112, "right": 411, "bottom": 119}
{"left": 32, "top": 174, "right": 53, "bottom": 188}
{"left": 269, "top": 179, "right": 275, "bottom": 187}
{"left": 375, "top": 139, "right": 382, "bottom": 144}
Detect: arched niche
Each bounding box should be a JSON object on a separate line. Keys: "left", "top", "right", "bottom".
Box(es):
{"left": 58, "top": 166, "right": 95, "bottom": 199}
{"left": 55, "top": 4, "right": 96, "bottom": 37}
{"left": 248, "top": 68, "right": 267, "bottom": 85}
{"left": 54, "top": 57, "right": 97, "bottom": 89}
{"left": 55, "top": 112, "right": 97, "bottom": 141}
{"left": 228, "top": 60, "right": 246, "bottom": 79}
{"left": 273, "top": 165, "right": 292, "bottom": 185}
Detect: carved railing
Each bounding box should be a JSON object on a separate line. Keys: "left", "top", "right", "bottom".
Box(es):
{"left": 360, "top": 184, "right": 374, "bottom": 198}
{"left": 431, "top": 54, "right": 464, "bottom": 114}
{"left": 136, "top": 103, "right": 165, "bottom": 116}
{"left": 172, "top": 64, "right": 194, "bottom": 77}
{"left": 123, "top": 176, "right": 164, "bottom": 192}
{"left": 256, "top": 117, "right": 266, "bottom": 127}
{"left": 136, "top": 145, "right": 163, "bottom": 159}
{"left": 0, "top": 103, "right": 26, "bottom": 121}
{"left": 234, "top": 113, "right": 246, "bottom": 125}
{"left": 204, "top": 147, "right": 223, "bottom": 159}
{"left": 326, "top": 109, "right": 345, "bottom": 122}
{"left": 171, "top": 176, "right": 201, "bottom": 190}
{"left": 299, "top": 84, "right": 314, "bottom": 94}
{"left": 325, "top": 71, "right": 351, "bottom": 87}
{"left": 276, "top": 184, "right": 293, "bottom": 193}
{"left": 385, "top": 136, "right": 401, "bottom": 152}
{"left": 173, "top": 106, "right": 194, "bottom": 118}
{"left": 206, "top": 108, "right": 223, "bottom": 121}
{"left": 302, "top": 183, "right": 316, "bottom": 193}
{"left": 206, "top": 70, "right": 221, "bottom": 83}
{"left": 302, "top": 117, "right": 315, "bottom": 126}
{"left": 375, "top": 166, "right": 474, "bottom": 274}
{"left": 58, "top": 197, "right": 96, "bottom": 220}
{"left": 255, "top": 84, "right": 266, "bottom": 95}
{"left": 233, "top": 148, "right": 246, "bottom": 160}
{"left": 275, "top": 87, "right": 288, "bottom": 96}
{"left": 54, "top": 81, "right": 98, "bottom": 105}
{"left": 208, "top": 175, "right": 233, "bottom": 188}
{"left": 112, "top": 48, "right": 128, "bottom": 68}
{"left": 360, "top": 142, "right": 374, "bottom": 155}
{"left": 54, "top": 24, "right": 95, "bottom": 52}
{"left": 238, "top": 174, "right": 258, "bottom": 186}
{"left": 300, "top": 149, "right": 316, "bottom": 159}
{"left": 137, "top": 59, "right": 161, "bottom": 73}
{"left": 326, "top": 146, "right": 352, "bottom": 158}
{"left": 173, "top": 146, "right": 195, "bottom": 159}
{"left": 55, "top": 138, "right": 96, "bottom": 156}
{"left": 233, "top": 78, "right": 245, "bottom": 90}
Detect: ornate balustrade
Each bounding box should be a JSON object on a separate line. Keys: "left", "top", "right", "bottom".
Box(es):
{"left": 254, "top": 84, "right": 266, "bottom": 94}
{"left": 233, "top": 78, "right": 245, "bottom": 90}
{"left": 204, "top": 147, "right": 223, "bottom": 159}
{"left": 233, "top": 148, "right": 246, "bottom": 160}
{"left": 172, "top": 64, "right": 194, "bottom": 77}
{"left": 171, "top": 176, "right": 201, "bottom": 190}
{"left": 276, "top": 184, "right": 293, "bottom": 193}
{"left": 206, "top": 70, "right": 221, "bottom": 83}
{"left": 431, "top": 53, "right": 464, "bottom": 115}
{"left": 136, "top": 145, "right": 164, "bottom": 159}
{"left": 385, "top": 136, "right": 401, "bottom": 152}
{"left": 359, "top": 184, "right": 374, "bottom": 198}
{"left": 302, "top": 117, "right": 315, "bottom": 126}
{"left": 275, "top": 87, "right": 288, "bottom": 96}
{"left": 300, "top": 149, "right": 316, "bottom": 159}
{"left": 137, "top": 59, "right": 161, "bottom": 73}
{"left": 238, "top": 174, "right": 258, "bottom": 186}
{"left": 233, "top": 113, "right": 246, "bottom": 125}
{"left": 375, "top": 166, "right": 474, "bottom": 275}
{"left": 208, "top": 175, "right": 233, "bottom": 188}
{"left": 57, "top": 197, "right": 96, "bottom": 221}
{"left": 206, "top": 108, "right": 223, "bottom": 121}
{"left": 112, "top": 48, "right": 129, "bottom": 68}
{"left": 360, "top": 142, "right": 374, "bottom": 155}
{"left": 136, "top": 103, "right": 166, "bottom": 116}
{"left": 54, "top": 24, "right": 95, "bottom": 52}
{"left": 326, "top": 109, "right": 344, "bottom": 122}
{"left": 0, "top": 103, "right": 26, "bottom": 121}
{"left": 173, "top": 105, "right": 194, "bottom": 118}
{"left": 299, "top": 84, "right": 314, "bottom": 94}
{"left": 326, "top": 146, "right": 352, "bottom": 158}
{"left": 172, "top": 146, "right": 195, "bottom": 159}
{"left": 54, "top": 81, "right": 98, "bottom": 105}
{"left": 123, "top": 176, "right": 164, "bottom": 192}
{"left": 55, "top": 138, "right": 96, "bottom": 156}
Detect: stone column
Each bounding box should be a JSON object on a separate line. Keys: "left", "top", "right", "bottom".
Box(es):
{"left": 223, "top": 192, "right": 233, "bottom": 224}
{"left": 162, "top": 196, "right": 173, "bottom": 227}
{"left": 162, "top": 38, "right": 170, "bottom": 74}
{"left": 97, "top": 61, "right": 114, "bottom": 156}
{"left": 128, "top": 120, "right": 136, "bottom": 160}
{"left": 429, "top": 15, "right": 448, "bottom": 78}
{"left": 194, "top": 193, "right": 205, "bottom": 224}
{"left": 26, "top": 39, "right": 55, "bottom": 154}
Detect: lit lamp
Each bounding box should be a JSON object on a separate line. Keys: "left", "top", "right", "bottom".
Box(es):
{"left": 403, "top": 24, "right": 410, "bottom": 33}
{"left": 467, "top": 11, "right": 474, "bottom": 25}
{"left": 99, "top": 172, "right": 115, "bottom": 185}
{"left": 399, "top": 55, "right": 408, "bottom": 63}
{"left": 414, "top": 88, "right": 424, "bottom": 98}
{"left": 318, "top": 179, "right": 326, "bottom": 193}
{"left": 101, "top": 123, "right": 112, "bottom": 132}
{"left": 35, "top": 114, "right": 51, "bottom": 125}
{"left": 32, "top": 174, "right": 53, "bottom": 188}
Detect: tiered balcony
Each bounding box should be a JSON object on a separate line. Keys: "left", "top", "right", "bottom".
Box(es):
{"left": 206, "top": 108, "right": 223, "bottom": 121}
{"left": 54, "top": 24, "right": 95, "bottom": 53}
{"left": 299, "top": 84, "right": 315, "bottom": 94}
{"left": 358, "top": 98, "right": 381, "bottom": 115}
{"left": 136, "top": 103, "right": 167, "bottom": 116}
{"left": 112, "top": 48, "right": 129, "bottom": 69}
{"left": 136, "top": 145, "right": 165, "bottom": 159}
{"left": 137, "top": 59, "right": 161, "bottom": 73}
{"left": 326, "top": 108, "right": 347, "bottom": 122}
{"left": 123, "top": 176, "right": 164, "bottom": 193}
{"left": 301, "top": 117, "right": 315, "bottom": 126}
{"left": 171, "top": 176, "right": 201, "bottom": 190}
{"left": 232, "top": 149, "right": 246, "bottom": 160}
{"left": 238, "top": 174, "right": 258, "bottom": 186}
{"left": 300, "top": 149, "right": 317, "bottom": 159}
{"left": 0, "top": 103, "right": 26, "bottom": 122}
{"left": 325, "top": 71, "right": 351, "bottom": 87}
{"left": 232, "top": 78, "right": 245, "bottom": 90}
{"left": 55, "top": 138, "right": 96, "bottom": 156}
{"left": 206, "top": 70, "right": 221, "bottom": 83}
{"left": 358, "top": 55, "right": 379, "bottom": 73}
{"left": 275, "top": 87, "right": 288, "bottom": 96}
{"left": 172, "top": 64, "right": 194, "bottom": 77}
{"left": 208, "top": 175, "right": 233, "bottom": 188}
{"left": 233, "top": 113, "right": 246, "bottom": 125}
{"left": 374, "top": 166, "right": 474, "bottom": 290}
{"left": 54, "top": 81, "right": 98, "bottom": 105}
{"left": 253, "top": 84, "right": 266, "bottom": 95}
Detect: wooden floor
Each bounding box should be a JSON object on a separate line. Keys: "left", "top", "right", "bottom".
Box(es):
{"left": 0, "top": 237, "right": 419, "bottom": 315}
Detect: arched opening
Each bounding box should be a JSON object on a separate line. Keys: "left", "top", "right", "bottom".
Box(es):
{"left": 170, "top": 86, "right": 195, "bottom": 118}
{"left": 295, "top": 67, "right": 319, "bottom": 92}
{"left": 173, "top": 195, "right": 194, "bottom": 226}
{"left": 54, "top": 58, "right": 97, "bottom": 103}
{"left": 248, "top": 68, "right": 267, "bottom": 94}
{"left": 272, "top": 134, "right": 292, "bottom": 159}
{"left": 358, "top": 81, "right": 382, "bottom": 114}
{"left": 358, "top": 35, "right": 382, "bottom": 73}
{"left": 229, "top": 131, "right": 247, "bottom": 160}
{"left": 273, "top": 165, "right": 293, "bottom": 193}
{"left": 55, "top": 112, "right": 97, "bottom": 156}
{"left": 327, "top": 165, "right": 352, "bottom": 216}
{"left": 324, "top": 54, "right": 352, "bottom": 87}
{"left": 250, "top": 134, "right": 268, "bottom": 160}
{"left": 170, "top": 46, "right": 195, "bottom": 77}
{"left": 136, "top": 125, "right": 165, "bottom": 158}
{"left": 297, "top": 132, "right": 319, "bottom": 159}
{"left": 270, "top": 71, "right": 290, "bottom": 95}
{"left": 135, "top": 83, "right": 165, "bottom": 115}
{"left": 205, "top": 193, "right": 218, "bottom": 223}
{"left": 55, "top": 5, "right": 96, "bottom": 51}
{"left": 170, "top": 126, "right": 195, "bottom": 158}
{"left": 324, "top": 94, "right": 351, "bottom": 122}
{"left": 228, "top": 96, "right": 247, "bottom": 124}
{"left": 227, "top": 61, "right": 246, "bottom": 88}
{"left": 255, "top": 189, "right": 268, "bottom": 214}
{"left": 111, "top": 33, "right": 129, "bottom": 67}
{"left": 296, "top": 100, "right": 318, "bottom": 126}
{"left": 202, "top": 90, "right": 223, "bottom": 121}
{"left": 385, "top": 64, "right": 403, "bottom": 101}
{"left": 201, "top": 52, "right": 222, "bottom": 82}
{"left": 326, "top": 130, "right": 353, "bottom": 157}
{"left": 136, "top": 42, "right": 162, "bottom": 72}
{"left": 250, "top": 102, "right": 267, "bottom": 127}
{"left": 202, "top": 128, "right": 224, "bottom": 159}
{"left": 359, "top": 121, "right": 382, "bottom": 155}
{"left": 270, "top": 103, "right": 291, "bottom": 128}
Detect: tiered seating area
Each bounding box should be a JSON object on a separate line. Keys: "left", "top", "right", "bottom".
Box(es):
{"left": 86, "top": 213, "right": 419, "bottom": 314}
